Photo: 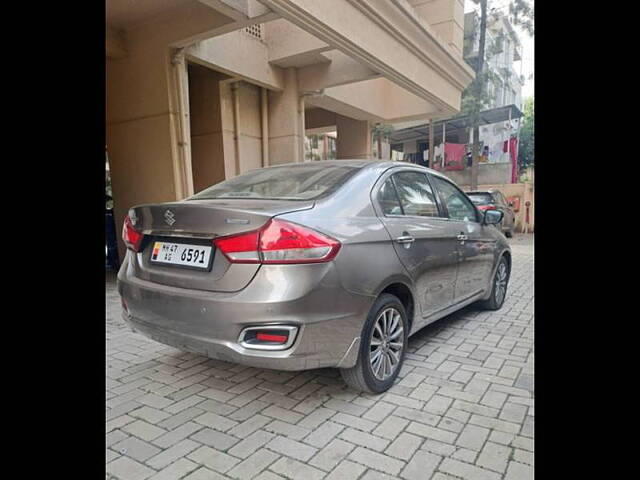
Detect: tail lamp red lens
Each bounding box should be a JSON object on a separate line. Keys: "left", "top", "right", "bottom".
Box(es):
{"left": 214, "top": 219, "right": 341, "bottom": 264}
{"left": 122, "top": 215, "right": 144, "bottom": 252}
{"left": 476, "top": 205, "right": 497, "bottom": 212}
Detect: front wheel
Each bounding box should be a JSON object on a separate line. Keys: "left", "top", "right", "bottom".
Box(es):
{"left": 340, "top": 294, "right": 408, "bottom": 393}
{"left": 478, "top": 257, "right": 510, "bottom": 310}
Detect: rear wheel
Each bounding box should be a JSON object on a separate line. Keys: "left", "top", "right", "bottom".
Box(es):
{"left": 340, "top": 294, "right": 408, "bottom": 393}
{"left": 478, "top": 257, "right": 510, "bottom": 310}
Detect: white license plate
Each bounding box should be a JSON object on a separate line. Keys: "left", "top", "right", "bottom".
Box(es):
{"left": 150, "top": 242, "right": 213, "bottom": 270}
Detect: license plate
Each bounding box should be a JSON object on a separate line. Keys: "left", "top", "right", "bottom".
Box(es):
{"left": 150, "top": 242, "right": 213, "bottom": 271}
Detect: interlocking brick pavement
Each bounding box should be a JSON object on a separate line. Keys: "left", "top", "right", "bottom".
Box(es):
{"left": 107, "top": 234, "right": 533, "bottom": 479}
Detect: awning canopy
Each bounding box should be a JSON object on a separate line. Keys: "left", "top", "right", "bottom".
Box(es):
{"left": 389, "top": 104, "right": 523, "bottom": 147}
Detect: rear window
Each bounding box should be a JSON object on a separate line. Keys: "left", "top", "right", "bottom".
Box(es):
{"left": 189, "top": 164, "right": 360, "bottom": 201}
{"left": 467, "top": 193, "right": 494, "bottom": 206}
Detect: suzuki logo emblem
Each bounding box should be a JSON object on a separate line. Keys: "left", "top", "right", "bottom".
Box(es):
{"left": 164, "top": 209, "right": 176, "bottom": 226}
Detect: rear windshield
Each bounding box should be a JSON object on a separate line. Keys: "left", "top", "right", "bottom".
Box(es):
{"left": 467, "top": 193, "right": 494, "bottom": 205}
{"left": 189, "top": 164, "right": 360, "bottom": 201}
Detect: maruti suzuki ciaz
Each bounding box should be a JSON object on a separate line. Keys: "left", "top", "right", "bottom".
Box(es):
{"left": 117, "top": 160, "right": 511, "bottom": 393}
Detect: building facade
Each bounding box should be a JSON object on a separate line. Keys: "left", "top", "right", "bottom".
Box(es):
{"left": 463, "top": 10, "right": 524, "bottom": 111}
{"left": 106, "top": 0, "right": 474, "bottom": 258}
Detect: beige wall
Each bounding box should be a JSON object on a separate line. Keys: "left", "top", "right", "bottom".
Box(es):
{"left": 444, "top": 162, "right": 513, "bottom": 186}
{"left": 305, "top": 108, "right": 337, "bottom": 130}
{"left": 336, "top": 116, "right": 371, "bottom": 159}
{"left": 221, "top": 81, "right": 265, "bottom": 176}
{"left": 188, "top": 65, "right": 268, "bottom": 192}
{"left": 409, "top": 0, "right": 465, "bottom": 56}
{"left": 268, "top": 68, "right": 305, "bottom": 164}
{"left": 107, "top": 41, "right": 180, "bottom": 261}
{"left": 188, "top": 65, "right": 228, "bottom": 193}
{"left": 305, "top": 108, "right": 374, "bottom": 159}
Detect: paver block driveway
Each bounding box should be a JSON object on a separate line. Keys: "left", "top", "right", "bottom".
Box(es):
{"left": 107, "top": 235, "right": 534, "bottom": 480}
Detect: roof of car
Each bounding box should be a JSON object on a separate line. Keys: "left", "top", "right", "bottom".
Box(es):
{"left": 466, "top": 189, "right": 501, "bottom": 194}
{"left": 261, "top": 159, "right": 451, "bottom": 179}
{"left": 260, "top": 159, "right": 387, "bottom": 169}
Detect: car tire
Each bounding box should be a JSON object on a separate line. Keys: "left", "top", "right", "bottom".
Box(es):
{"left": 478, "top": 256, "right": 510, "bottom": 310}
{"left": 340, "top": 293, "right": 408, "bottom": 393}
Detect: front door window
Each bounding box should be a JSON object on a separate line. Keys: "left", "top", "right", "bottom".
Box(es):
{"left": 430, "top": 177, "right": 478, "bottom": 223}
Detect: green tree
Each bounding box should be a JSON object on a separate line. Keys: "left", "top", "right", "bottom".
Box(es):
{"left": 518, "top": 96, "right": 534, "bottom": 170}
{"left": 509, "top": 0, "right": 534, "bottom": 35}
{"left": 468, "top": 0, "right": 488, "bottom": 190}
{"left": 372, "top": 123, "right": 395, "bottom": 159}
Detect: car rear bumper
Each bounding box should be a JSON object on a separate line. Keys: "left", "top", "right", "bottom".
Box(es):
{"left": 117, "top": 255, "right": 372, "bottom": 370}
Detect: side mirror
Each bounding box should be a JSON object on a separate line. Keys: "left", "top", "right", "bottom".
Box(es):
{"left": 483, "top": 209, "right": 504, "bottom": 225}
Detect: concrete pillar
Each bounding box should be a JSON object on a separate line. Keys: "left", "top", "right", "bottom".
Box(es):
{"left": 408, "top": 0, "right": 465, "bottom": 56}
{"left": 336, "top": 115, "right": 371, "bottom": 159}
{"left": 188, "top": 65, "right": 227, "bottom": 192}
{"left": 107, "top": 43, "right": 189, "bottom": 261}
{"left": 267, "top": 68, "right": 304, "bottom": 165}
{"left": 219, "top": 80, "right": 265, "bottom": 177}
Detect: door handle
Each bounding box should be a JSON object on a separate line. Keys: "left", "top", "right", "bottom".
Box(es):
{"left": 457, "top": 234, "right": 468, "bottom": 241}
{"left": 395, "top": 235, "right": 415, "bottom": 244}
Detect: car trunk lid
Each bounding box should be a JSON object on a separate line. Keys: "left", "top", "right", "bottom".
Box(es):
{"left": 128, "top": 199, "right": 314, "bottom": 292}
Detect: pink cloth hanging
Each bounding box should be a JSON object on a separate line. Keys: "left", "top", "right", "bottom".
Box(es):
{"left": 444, "top": 143, "right": 466, "bottom": 171}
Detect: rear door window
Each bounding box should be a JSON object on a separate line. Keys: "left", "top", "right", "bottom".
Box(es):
{"left": 390, "top": 171, "right": 441, "bottom": 217}
{"left": 378, "top": 178, "right": 403, "bottom": 215}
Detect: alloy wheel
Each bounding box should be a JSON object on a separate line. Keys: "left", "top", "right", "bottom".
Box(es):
{"left": 494, "top": 261, "right": 508, "bottom": 305}
{"left": 369, "top": 307, "right": 404, "bottom": 380}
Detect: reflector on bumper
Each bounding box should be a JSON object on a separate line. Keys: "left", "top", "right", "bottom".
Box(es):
{"left": 238, "top": 325, "right": 298, "bottom": 350}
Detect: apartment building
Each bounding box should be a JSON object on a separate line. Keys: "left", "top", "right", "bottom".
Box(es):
{"left": 464, "top": 10, "right": 524, "bottom": 110}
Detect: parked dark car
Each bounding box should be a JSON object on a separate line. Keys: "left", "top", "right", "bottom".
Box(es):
{"left": 118, "top": 161, "right": 511, "bottom": 393}
{"left": 467, "top": 189, "right": 516, "bottom": 237}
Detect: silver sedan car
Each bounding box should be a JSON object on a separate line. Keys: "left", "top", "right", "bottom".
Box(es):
{"left": 118, "top": 161, "right": 511, "bottom": 393}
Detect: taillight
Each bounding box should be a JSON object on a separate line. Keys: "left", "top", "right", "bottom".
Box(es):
{"left": 213, "top": 230, "right": 260, "bottom": 263}
{"left": 214, "top": 219, "right": 341, "bottom": 264}
{"left": 122, "top": 215, "right": 143, "bottom": 252}
{"left": 260, "top": 219, "right": 341, "bottom": 264}
{"left": 477, "top": 205, "right": 497, "bottom": 212}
